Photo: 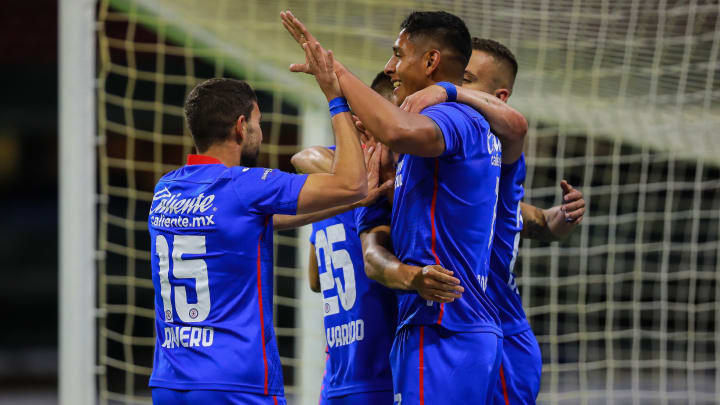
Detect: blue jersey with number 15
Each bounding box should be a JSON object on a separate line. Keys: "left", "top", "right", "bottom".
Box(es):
{"left": 310, "top": 208, "right": 396, "bottom": 398}
{"left": 147, "top": 155, "right": 307, "bottom": 396}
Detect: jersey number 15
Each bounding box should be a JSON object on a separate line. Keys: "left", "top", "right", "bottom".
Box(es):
{"left": 154, "top": 235, "right": 211, "bottom": 323}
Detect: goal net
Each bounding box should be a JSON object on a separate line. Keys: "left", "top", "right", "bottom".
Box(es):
{"left": 94, "top": 0, "right": 720, "bottom": 404}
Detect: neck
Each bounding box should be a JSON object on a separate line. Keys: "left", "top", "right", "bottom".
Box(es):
{"left": 430, "top": 71, "right": 461, "bottom": 86}
{"left": 200, "top": 141, "right": 241, "bottom": 167}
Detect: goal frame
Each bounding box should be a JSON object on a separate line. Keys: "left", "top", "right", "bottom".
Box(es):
{"left": 59, "top": 0, "right": 97, "bottom": 404}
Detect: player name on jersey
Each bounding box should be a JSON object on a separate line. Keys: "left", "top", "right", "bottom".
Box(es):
{"left": 160, "top": 326, "right": 215, "bottom": 349}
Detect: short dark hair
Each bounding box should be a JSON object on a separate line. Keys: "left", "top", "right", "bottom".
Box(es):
{"left": 472, "top": 37, "right": 519, "bottom": 88}
{"left": 184, "top": 78, "right": 257, "bottom": 153}
{"left": 370, "top": 71, "right": 394, "bottom": 99}
{"left": 400, "top": 11, "right": 472, "bottom": 79}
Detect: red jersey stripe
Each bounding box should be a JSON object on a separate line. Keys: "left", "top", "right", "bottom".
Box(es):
{"left": 257, "top": 216, "right": 271, "bottom": 394}
{"left": 499, "top": 364, "right": 510, "bottom": 405}
{"left": 419, "top": 326, "right": 425, "bottom": 405}
{"left": 429, "top": 158, "right": 445, "bottom": 325}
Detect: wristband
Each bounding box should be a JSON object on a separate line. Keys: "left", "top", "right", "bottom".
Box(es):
{"left": 436, "top": 81, "right": 457, "bottom": 102}
{"left": 328, "top": 97, "right": 350, "bottom": 117}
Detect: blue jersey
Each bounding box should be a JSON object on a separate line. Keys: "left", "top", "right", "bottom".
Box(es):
{"left": 310, "top": 209, "right": 396, "bottom": 398}
{"left": 488, "top": 155, "right": 530, "bottom": 335}
{"left": 354, "top": 196, "right": 392, "bottom": 234}
{"left": 390, "top": 102, "right": 503, "bottom": 334}
{"left": 148, "top": 155, "right": 308, "bottom": 396}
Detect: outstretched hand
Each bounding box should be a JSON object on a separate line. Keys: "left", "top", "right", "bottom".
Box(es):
{"left": 399, "top": 84, "right": 448, "bottom": 113}
{"left": 281, "top": 10, "right": 341, "bottom": 100}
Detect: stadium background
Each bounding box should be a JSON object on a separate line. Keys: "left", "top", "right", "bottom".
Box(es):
{"left": 2, "top": 0, "right": 720, "bottom": 404}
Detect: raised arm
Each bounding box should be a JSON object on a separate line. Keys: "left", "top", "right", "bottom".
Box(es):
{"left": 281, "top": 11, "right": 445, "bottom": 157}
{"left": 521, "top": 180, "right": 585, "bottom": 242}
{"left": 288, "top": 38, "right": 367, "bottom": 214}
{"left": 400, "top": 84, "right": 528, "bottom": 163}
{"left": 274, "top": 144, "right": 393, "bottom": 230}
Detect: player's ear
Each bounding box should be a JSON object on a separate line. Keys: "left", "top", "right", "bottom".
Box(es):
{"left": 494, "top": 88, "right": 510, "bottom": 103}
{"left": 234, "top": 114, "right": 247, "bottom": 144}
{"left": 424, "top": 49, "right": 441, "bottom": 76}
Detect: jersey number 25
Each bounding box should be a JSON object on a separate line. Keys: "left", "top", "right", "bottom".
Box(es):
{"left": 314, "top": 224, "right": 357, "bottom": 316}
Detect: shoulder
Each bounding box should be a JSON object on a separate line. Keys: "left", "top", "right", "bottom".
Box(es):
{"left": 228, "top": 166, "right": 297, "bottom": 183}
{"left": 421, "top": 102, "right": 489, "bottom": 131}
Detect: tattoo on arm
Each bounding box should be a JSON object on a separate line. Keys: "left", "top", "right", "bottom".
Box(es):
{"left": 521, "top": 216, "right": 555, "bottom": 242}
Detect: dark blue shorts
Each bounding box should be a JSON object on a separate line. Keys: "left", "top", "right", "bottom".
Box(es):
{"left": 493, "top": 328, "right": 542, "bottom": 404}
{"left": 320, "top": 390, "right": 395, "bottom": 405}
{"left": 390, "top": 324, "right": 502, "bottom": 404}
{"left": 152, "top": 388, "right": 286, "bottom": 405}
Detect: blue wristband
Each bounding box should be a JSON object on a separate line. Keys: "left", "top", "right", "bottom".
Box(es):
{"left": 328, "top": 97, "right": 350, "bottom": 117}
{"left": 436, "top": 82, "right": 457, "bottom": 102}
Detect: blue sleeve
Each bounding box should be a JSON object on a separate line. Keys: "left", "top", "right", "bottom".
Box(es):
{"left": 309, "top": 222, "right": 318, "bottom": 244}
{"left": 231, "top": 167, "right": 309, "bottom": 215}
{"left": 421, "top": 103, "right": 489, "bottom": 158}
{"left": 354, "top": 197, "right": 392, "bottom": 234}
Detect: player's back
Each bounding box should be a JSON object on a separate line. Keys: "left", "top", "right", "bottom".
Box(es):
{"left": 391, "top": 102, "right": 503, "bottom": 334}
{"left": 310, "top": 209, "right": 396, "bottom": 398}
{"left": 148, "top": 156, "right": 307, "bottom": 396}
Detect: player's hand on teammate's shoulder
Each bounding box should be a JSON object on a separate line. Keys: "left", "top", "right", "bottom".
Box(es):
{"left": 406, "top": 264, "right": 464, "bottom": 303}
{"left": 355, "top": 144, "right": 394, "bottom": 207}
{"left": 560, "top": 180, "right": 585, "bottom": 224}
{"left": 399, "top": 84, "right": 449, "bottom": 113}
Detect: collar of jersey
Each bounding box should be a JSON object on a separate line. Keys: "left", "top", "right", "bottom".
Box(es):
{"left": 187, "top": 154, "right": 223, "bottom": 165}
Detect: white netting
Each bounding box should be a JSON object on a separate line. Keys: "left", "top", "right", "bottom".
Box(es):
{"left": 95, "top": 1, "right": 720, "bottom": 404}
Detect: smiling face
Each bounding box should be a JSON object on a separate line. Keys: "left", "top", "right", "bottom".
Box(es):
{"left": 383, "top": 30, "right": 434, "bottom": 105}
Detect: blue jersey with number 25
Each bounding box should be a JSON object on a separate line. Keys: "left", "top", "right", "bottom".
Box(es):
{"left": 310, "top": 208, "right": 396, "bottom": 398}
{"left": 147, "top": 155, "right": 307, "bottom": 397}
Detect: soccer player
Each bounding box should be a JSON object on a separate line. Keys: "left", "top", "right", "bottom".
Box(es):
{"left": 147, "top": 40, "right": 369, "bottom": 404}
{"left": 291, "top": 72, "right": 398, "bottom": 405}
{"left": 282, "top": 10, "right": 505, "bottom": 404}
{"left": 401, "top": 38, "right": 586, "bottom": 404}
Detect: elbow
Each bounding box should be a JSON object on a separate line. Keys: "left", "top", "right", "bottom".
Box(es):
{"left": 510, "top": 113, "right": 529, "bottom": 141}
{"left": 383, "top": 123, "right": 413, "bottom": 151}
{"left": 364, "top": 260, "right": 380, "bottom": 282}
{"left": 290, "top": 153, "right": 304, "bottom": 172}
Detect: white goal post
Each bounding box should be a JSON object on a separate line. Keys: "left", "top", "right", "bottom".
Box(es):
{"left": 59, "top": 0, "right": 97, "bottom": 404}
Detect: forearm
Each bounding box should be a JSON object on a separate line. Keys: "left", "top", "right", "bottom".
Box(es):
{"left": 336, "top": 66, "right": 440, "bottom": 156}
{"left": 274, "top": 202, "right": 355, "bottom": 230}
{"left": 456, "top": 88, "right": 527, "bottom": 142}
{"left": 308, "top": 244, "right": 320, "bottom": 293}
{"left": 330, "top": 110, "right": 367, "bottom": 193}
{"left": 520, "top": 202, "right": 555, "bottom": 242}
{"left": 361, "top": 227, "right": 416, "bottom": 290}
{"left": 456, "top": 87, "right": 527, "bottom": 163}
